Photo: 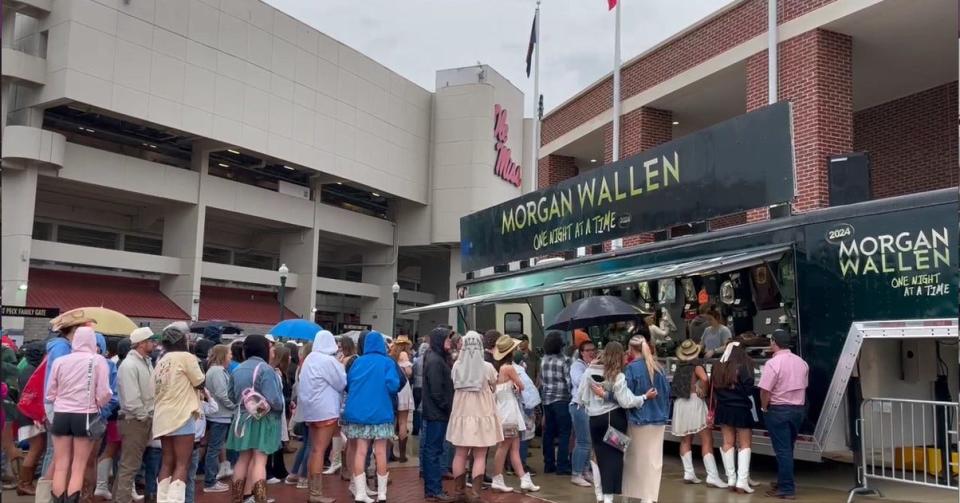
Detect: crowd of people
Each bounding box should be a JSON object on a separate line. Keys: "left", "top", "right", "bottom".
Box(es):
{"left": 0, "top": 307, "right": 809, "bottom": 503}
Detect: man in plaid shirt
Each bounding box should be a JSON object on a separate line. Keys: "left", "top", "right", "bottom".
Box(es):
{"left": 539, "top": 332, "right": 573, "bottom": 476}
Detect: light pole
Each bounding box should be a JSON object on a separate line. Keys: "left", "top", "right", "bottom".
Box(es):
{"left": 278, "top": 263, "right": 289, "bottom": 322}
{"left": 391, "top": 282, "right": 400, "bottom": 337}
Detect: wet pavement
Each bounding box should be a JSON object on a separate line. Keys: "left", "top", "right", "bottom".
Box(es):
{"left": 3, "top": 439, "right": 953, "bottom": 503}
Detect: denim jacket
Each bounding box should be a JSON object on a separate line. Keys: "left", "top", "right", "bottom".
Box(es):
{"left": 623, "top": 359, "right": 671, "bottom": 426}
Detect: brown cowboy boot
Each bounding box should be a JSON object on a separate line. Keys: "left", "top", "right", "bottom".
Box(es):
{"left": 80, "top": 477, "right": 94, "bottom": 503}
{"left": 397, "top": 439, "right": 407, "bottom": 463}
{"left": 308, "top": 474, "right": 335, "bottom": 503}
{"left": 16, "top": 463, "right": 36, "bottom": 495}
{"left": 451, "top": 474, "right": 466, "bottom": 503}
{"left": 230, "top": 478, "right": 245, "bottom": 503}
{"left": 469, "top": 476, "right": 485, "bottom": 503}
{"left": 252, "top": 479, "right": 268, "bottom": 503}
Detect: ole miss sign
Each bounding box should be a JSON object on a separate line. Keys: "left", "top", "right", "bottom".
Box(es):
{"left": 493, "top": 104, "right": 522, "bottom": 188}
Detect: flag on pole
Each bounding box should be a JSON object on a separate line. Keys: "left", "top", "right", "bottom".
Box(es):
{"left": 607, "top": 0, "right": 618, "bottom": 10}
{"left": 525, "top": 12, "right": 537, "bottom": 77}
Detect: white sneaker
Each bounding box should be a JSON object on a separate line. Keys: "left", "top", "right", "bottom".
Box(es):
{"left": 284, "top": 474, "right": 299, "bottom": 485}
{"left": 132, "top": 487, "right": 145, "bottom": 502}
{"left": 322, "top": 462, "right": 341, "bottom": 475}
{"left": 94, "top": 484, "right": 113, "bottom": 500}
{"left": 217, "top": 461, "right": 234, "bottom": 480}
{"left": 571, "top": 475, "right": 591, "bottom": 487}
{"left": 266, "top": 477, "right": 282, "bottom": 485}
{"left": 490, "top": 474, "right": 513, "bottom": 493}
{"left": 204, "top": 481, "right": 230, "bottom": 493}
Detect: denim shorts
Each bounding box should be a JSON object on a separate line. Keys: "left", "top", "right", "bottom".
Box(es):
{"left": 166, "top": 419, "right": 196, "bottom": 437}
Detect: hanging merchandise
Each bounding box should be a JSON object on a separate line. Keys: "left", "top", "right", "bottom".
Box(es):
{"left": 637, "top": 281, "right": 653, "bottom": 305}
{"left": 720, "top": 280, "right": 735, "bottom": 305}
{"left": 657, "top": 278, "right": 676, "bottom": 304}
{"left": 697, "top": 287, "right": 709, "bottom": 306}
{"left": 751, "top": 265, "right": 780, "bottom": 309}
{"left": 681, "top": 277, "right": 697, "bottom": 303}
{"left": 702, "top": 275, "right": 721, "bottom": 298}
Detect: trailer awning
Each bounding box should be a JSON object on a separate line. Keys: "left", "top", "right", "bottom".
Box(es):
{"left": 401, "top": 244, "right": 791, "bottom": 314}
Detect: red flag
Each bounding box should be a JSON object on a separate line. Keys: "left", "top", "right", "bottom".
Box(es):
{"left": 608, "top": 0, "right": 618, "bottom": 10}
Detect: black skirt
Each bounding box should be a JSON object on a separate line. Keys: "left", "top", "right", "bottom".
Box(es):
{"left": 715, "top": 404, "right": 755, "bottom": 429}
{"left": 589, "top": 408, "right": 628, "bottom": 495}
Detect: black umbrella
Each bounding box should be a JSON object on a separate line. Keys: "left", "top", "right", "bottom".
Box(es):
{"left": 189, "top": 320, "right": 242, "bottom": 335}
{"left": 546, "top": 295, "right": 643, "bottom": 330}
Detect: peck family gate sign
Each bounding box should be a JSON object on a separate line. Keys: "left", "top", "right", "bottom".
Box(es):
{"left": 460, "top": 102, "right": 796, "bottom": 272}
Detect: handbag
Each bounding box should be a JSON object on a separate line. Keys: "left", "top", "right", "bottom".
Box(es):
{"left": 85, "top": 358, "right": 106, "bottom": 439}
{"left": 17, "top": 356, "right": 48, "bottom": 423}
{"left": 601, "top": 411, "right": 631, "bottom": 452}
{"left": 706, "top": 382, "right": 716, "bottom": 427}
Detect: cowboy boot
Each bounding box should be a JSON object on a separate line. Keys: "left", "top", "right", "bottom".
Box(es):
{"left": 451, "top": 474, "right": 466, "bottom": 502}
{"left": 81, "top": 476, "right": 94, "bottom": 503}
{"left": 376, "top": 473, "right": 388, "bottom": 503}
{"left": 17, "top": 463, "right": 37, "bottom": 495}
{"left": 230, "top": 478, "right": 245, "bottom": 503}
{"left": 397, "top": 439, "right": 407, "bottom": 464}
{"left": 466, "top": 476, "right": 484, "bottom": 503}
{"left": 252, "top": 479, "right": 268, "bottom": 503}
{"left": 308, "top": 474, "right": 335, "bottom": 503}
{"left": 735, "top": 449, "right": 754, "bottom": 494}
{"left": 156, "top": 478, "right": 171, "bottom": 503}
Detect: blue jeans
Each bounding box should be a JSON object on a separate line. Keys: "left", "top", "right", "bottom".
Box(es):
{"left": 291, "top": 426, "right": 311, "bottom": 477}
{"left": 144, "top": 447, "right": 162, "bottom": 497}
{"left": 185, "top": 447, "right": 200, "bottom": 503}
{"left": 569, "top": 402, "right": 591, "bottom": 476}
{"left": 543, "top": 401, "right": 572, "bottom": 473}
{"left": 766, "top": 405, "right": 805, "bottom": 496}
{"left": 442, "top": 440, "right": 453, "bottom": 473}
{"left": 204, "top": 421, "right": 230, "bottom": 487}
{"left": 421, "top": 420, "right": 448, "bottom": 497}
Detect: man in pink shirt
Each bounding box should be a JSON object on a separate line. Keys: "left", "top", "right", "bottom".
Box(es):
{"left": 758, "top": 329, "right": 808, "bottom": 500}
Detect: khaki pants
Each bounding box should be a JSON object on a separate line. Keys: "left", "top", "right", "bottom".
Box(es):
{"left": 113, "top": 418, "right": 152, "bottom": 503}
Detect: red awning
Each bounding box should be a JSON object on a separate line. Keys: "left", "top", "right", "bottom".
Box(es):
{"left": 27, "top": 268, "right": 188, "bottom": 320}
{"left": 199, "top": 286, "right": 296, "bottom": 326}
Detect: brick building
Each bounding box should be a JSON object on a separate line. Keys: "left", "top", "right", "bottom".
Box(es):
{"left": 537, "top": 0, "right": 957, "bottom": 253}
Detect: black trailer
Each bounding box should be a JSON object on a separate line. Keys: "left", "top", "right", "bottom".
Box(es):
{"left": 404, "top": 188, "right": 959, "bottom": 462}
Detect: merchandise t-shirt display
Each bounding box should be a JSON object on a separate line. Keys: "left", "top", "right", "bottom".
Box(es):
{"left": 658, "top": 278, "right": 676, "bottom": 304}
{"left": 751, "top": 265, "right": 780, "bottom": 309}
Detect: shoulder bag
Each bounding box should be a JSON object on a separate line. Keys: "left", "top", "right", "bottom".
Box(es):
{"left": 85, "top": 357, "right": 107, "bottom": 438}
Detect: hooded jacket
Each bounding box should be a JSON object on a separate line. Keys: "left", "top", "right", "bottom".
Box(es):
{"left": 18, "top": 340, "right": 45, "bottom": 391}
{"left": 298, "top": 330, "right": 347, "bottom": 422}
{"left": 421, "top": 327, "right": 454, "bottom": 422}
{"left": 46, "top": 327, "right": 113, "bottom": 414}
{"left": 194, "top": 326, "right": 222, "bottom": 367}
{"left": 342, "top": 331, "right": 400, "bottom": 425}
{"left": 44, "top": 334, "right": 73, "bottom": 400}
{"left": 96, "top": 333, "right": 120, "bottom": 421}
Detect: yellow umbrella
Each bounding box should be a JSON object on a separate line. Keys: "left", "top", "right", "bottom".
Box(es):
{"left": 51, "top": 307, "right": 138, "bottom": 337}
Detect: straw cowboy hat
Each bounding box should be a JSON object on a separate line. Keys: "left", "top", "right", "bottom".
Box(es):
{"left": 50, "top": 309, "right": 97, "bottom": 333}
{"left": 493, "top": 334, "right": 522, "bottom": 361}
{"left": 675, "top": 339, "right": 702, "bottom": 361}
{"left": 394, "top": 334, "right": 412, "bottom": 346}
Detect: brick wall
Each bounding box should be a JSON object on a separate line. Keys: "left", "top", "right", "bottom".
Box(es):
{"left": 854, "top": 81, "right": 959, "bottom": 199}
{"left": 538, "top": 154, "right": 578, "bottom": 189}
{"left": 542, "top": 0, "right": 838, "bottom": 146}
{"left": 746, "top": 29, "right": 853, "bottom": 214}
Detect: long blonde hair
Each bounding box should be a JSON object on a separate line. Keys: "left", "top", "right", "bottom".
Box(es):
{"left": 629, "top": 336, "right": 662, "bottom": 383}
{"left": 599, "top": 342, "right": 626, "bottom": 382}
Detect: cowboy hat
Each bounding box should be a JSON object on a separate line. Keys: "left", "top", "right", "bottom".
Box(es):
{"left": 675, "top": 339, "right": 701, "bottom": 361}
{"left": 493, "top": 334, "right": 522, "bottom": 361}
{"left": 50, "top": 309, "right": 97, "bottom": 333}
{"left": 394, "top": 334, "right": 412, "bottom": 346}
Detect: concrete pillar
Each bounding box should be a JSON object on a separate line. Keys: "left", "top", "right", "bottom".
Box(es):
{"left": 0, "top": 164, "right": 38, "bottom": 329}
{"left": 359, "top": 245, "right": 398, "bottom": 335}
{"left": 416, "top": 252, "right": 452, "bottom": 332}
{"left": 279, "top": 226, "right": 318, "bottom": 320}
{"left": 746, "top": 29, "right": 853, "bottom": 216}
{"left": 160, "top": 144, "right": 211, "bottom": 320}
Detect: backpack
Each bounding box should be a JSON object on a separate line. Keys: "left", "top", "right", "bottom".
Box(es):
{"left": 233, "top": 363, "right": 271, "bottom": 438}
{"left": 16, "top": 356, "right": 48, "bottom": 424}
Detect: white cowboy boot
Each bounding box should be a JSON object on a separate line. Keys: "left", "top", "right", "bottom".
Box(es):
{"left": 735, "top": 448, "right": 754, "bottom": 494}
{"left": 720, "top": 448, "right": 736, "bottom": 489}
{"left": 680, "top": 451, "right": 701, "bottom": 484}
{"left": 520, "top": 473, "right": 539, "bottom": 492}
{"left": 376, "top": 473, "right": 388, "bottom": 503}
{"left": 352, "top": 475, "right": 373, "bottom": 503}
{"left": 702, "top": 453, "right": 728, "bottom": 489}
{"left": 157, "top": 477, "right": 172, "bottom": 503}
{"left": 591, "top": 461, "right": 603, "bottom": 503}
{"left": 490, "top": 474, "right": 513, "bottom": 493}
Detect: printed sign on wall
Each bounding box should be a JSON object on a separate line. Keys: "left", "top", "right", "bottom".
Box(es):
{"left": 493, "top": 104, "right": 522, "bottom": 188}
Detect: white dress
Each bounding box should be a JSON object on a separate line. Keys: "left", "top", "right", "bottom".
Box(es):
{"left": 494, "top": 382, "right": 526, "bottom": 437}
{"left": 397, "top": 360, "right": 415, "bottom": 411}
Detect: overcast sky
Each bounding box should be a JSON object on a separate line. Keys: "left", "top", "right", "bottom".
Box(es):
{"left": 264, "top": 0, "right": 732, "bottom": 117}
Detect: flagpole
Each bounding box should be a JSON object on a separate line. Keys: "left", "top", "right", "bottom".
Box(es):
{"left": 533, "top": 0, "right": 541, "bottom": 191}
{"left": 612, "top": 0, "right": 621, "bottom": 162}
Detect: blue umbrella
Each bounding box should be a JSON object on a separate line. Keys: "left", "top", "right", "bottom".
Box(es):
{"left": 267, "top": 319, "right": 323, "bottom": 341}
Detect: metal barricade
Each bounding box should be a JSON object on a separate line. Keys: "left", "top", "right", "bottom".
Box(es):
{"left": 848, "top": 398, "right": 959, "bottom": 502}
